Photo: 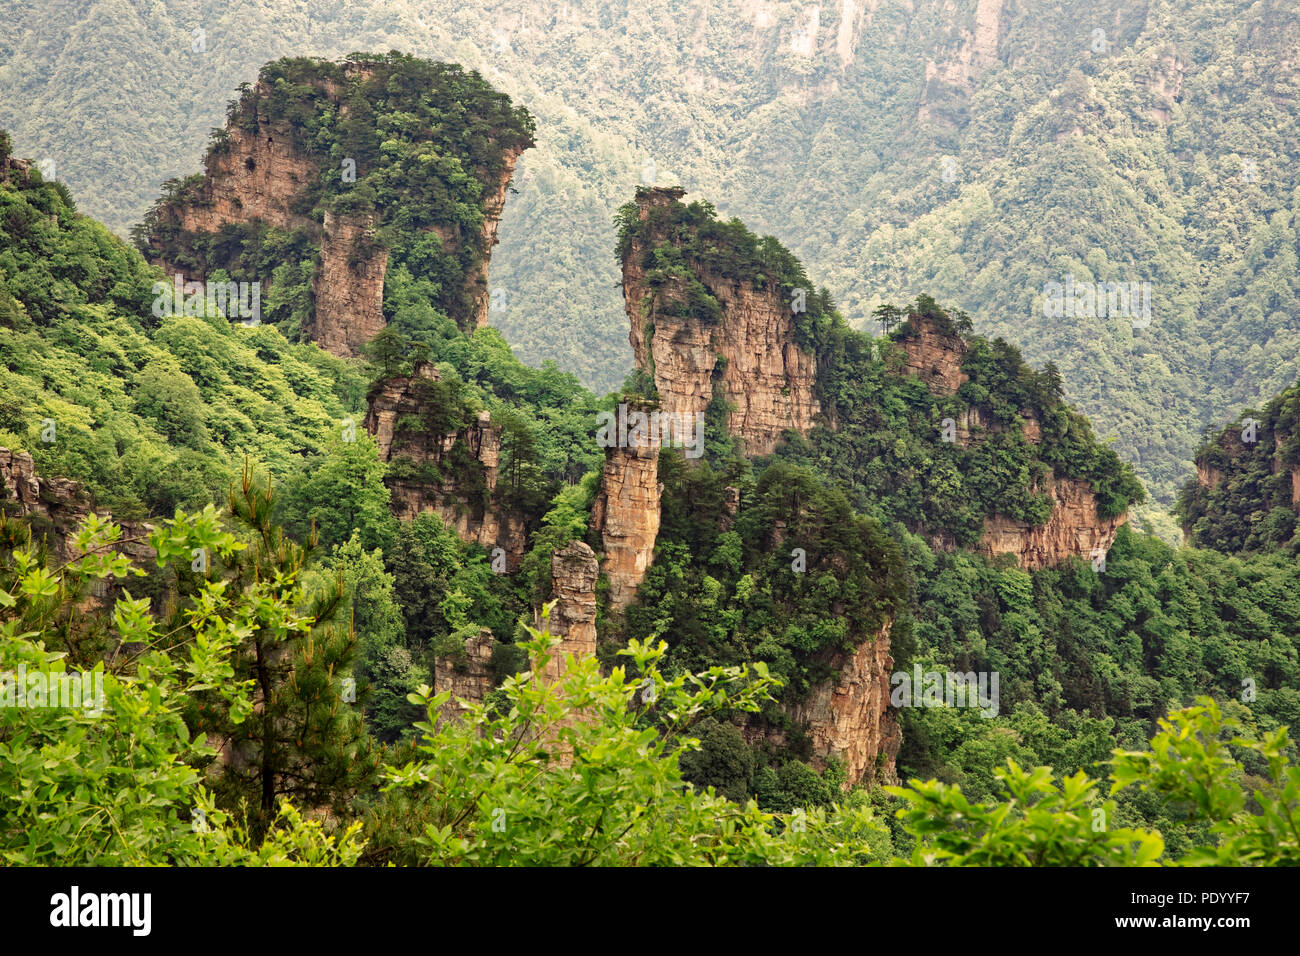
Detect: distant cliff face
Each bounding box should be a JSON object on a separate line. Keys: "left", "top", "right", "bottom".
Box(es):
{"left": 365, "top": 361, "right": 526, "bottom": 568}
{"left": 621, "top": 187, "right": 821, "bottom": 457}
{"left": 138, "top": 56, "right": 531, "bottom": 357}
{"left": 918, "top": 0, "right": 1006, "bottom": 126}
{"left": 751, "top": 620, "right": 901, "bottom": 788}
{"left": 980, "top": 472, "right": 1128, "bottom": 570}
{"left": 433, "top": 628, "right": 497, "bottom": 726}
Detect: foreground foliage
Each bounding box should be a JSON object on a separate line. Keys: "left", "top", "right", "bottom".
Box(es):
{"left": 2, "top": 508, "right": 1296, "bottom": 866}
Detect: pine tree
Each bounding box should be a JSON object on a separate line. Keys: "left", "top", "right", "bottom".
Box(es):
{"left": 187, "top": 462, "right": 380, "bottom": 841}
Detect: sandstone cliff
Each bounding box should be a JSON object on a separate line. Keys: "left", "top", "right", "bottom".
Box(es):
{"left": 978, "top": 471, "right": 1128, "bottom": 571}
{"left": 428, "top": 542, "right": 601, "bottom": 729}
{"left": 311, "top": 210, "right": 389, "bottom": 357}
{"left": 750, "top": 621, "right": 900, "bottom": 788}
{"left": 895, "top": 312, "right": 970, "bottom": 396}
{"left": 541, "top": 541, "right": 599, "bottom": 682}
{"left": 432, "top": 628, "right": 496, "bottom": 725}
{"left": 621, "top": 187, "right": 821, "bottom": 457}
{"left": 364, "top": 361, "right": 526, "bottom": 568}
{"left": 589, "top": 411, "right": 662, "bottom": 611}
{"left": 140, "top": 65, "right": 524, "bottom": 357}
{"left": 0, "top": 447, "right": 153, "bottom": 595}
{"left": 1188, "top": 421, "right": 1300, "bottom": 528}
{"left": 896, "top": 312, "right": 1128, "bottom": 567}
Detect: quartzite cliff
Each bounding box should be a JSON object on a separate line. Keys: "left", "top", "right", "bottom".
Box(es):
{"left": 138, "top": 62, "right": 523, "bottom": 358}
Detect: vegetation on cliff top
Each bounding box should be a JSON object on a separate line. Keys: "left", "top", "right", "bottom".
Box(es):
{"left": 135, "top": 53, "right": 536, "bottom": 337}
{"left": 1177, "top": 377, "right": 1300, "bottom": 555}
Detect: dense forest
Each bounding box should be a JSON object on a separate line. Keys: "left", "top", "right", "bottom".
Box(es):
{"left": 4, "top": 65, "right": 1300, "bottom": 868}
{"left": 4, "top": 0, "right": 1300, "bottom": 531}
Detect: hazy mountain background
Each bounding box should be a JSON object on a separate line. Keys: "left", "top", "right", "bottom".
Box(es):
{"left": 3, "top": 0, "right": 1299, "bottom": 525}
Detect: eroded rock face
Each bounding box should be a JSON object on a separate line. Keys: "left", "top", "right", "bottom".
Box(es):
{"left": 589, "top": 423, "right": 662, "bottom": 611}
{"left": 622, "top": 188, "right": 821, "bottom": 457}
{"left": 918, "top": 0, "right": 1005, "bottom": 125}
{"left": 1143, "top": 52, "right": 1187, "bottom": 125}
{"left": 786, "top": 621, "right": 900, "bottom": 787}
{"left": 364, "top": 362, "right": 526, "bottom": 568}
{"left": 543, "top": 541, "right": 599, "bottom": 682}
{"left": 895, "top": 313, "right": 970, "bottom": 396}
{"left": 466, "top": 145, "right": 526, "bottom": 331}
{"left": 309, "top": 210, "right": 389, "bottom": 357}
{"left": 1197, "top": 461, "right": 1225, "bottom": 491}
{"left": 162, "top": 120, "right": 317, "bottom": 238}
{"left": 141, "top": 73, "right": 521, "bottom": 357}
{"left": 978, "top": 471, "right": 1128, "bottom": 570}
{"left": 0, "top": 447, "right": 153, "bottom": 595}
{"left": 433, "top": 628, "right": 496, "bottom": 725}
{"left": 744, "top": 620, "right": 899, "bottom": 789}
{"left": 952, "top": 405, "right": 1041, "bottom": 448}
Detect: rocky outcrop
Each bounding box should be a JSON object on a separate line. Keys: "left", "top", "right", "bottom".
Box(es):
{"left": 589, "top": 414, "right": 662, "bottom": 611}
{"left": 141, "top": 65, "right": 523, "bottom": 357}
{"left": 622, "top": 187, "right": 821, "bottom": 457}
{"left": 365, "top": 361, "right": 526, "bottom": 569}
{"left": 951, "top": 405, "right": 1040, "bottom": 448}
{"left": 786, "top": 622, "right": 900, "bottom": 787}
{"left": 466, "top": 146, "right": 526, "bottom": 330}
{"left": 1196, "top": 460, "right": 1224, "bottom": 491}
{"left": 1140, "top": 52, "right": 1187, "bottom": 125}
{"left": 542, "top": 541, "right": 599, "bottom": 682}
{"left": 160, "top": 119, "right": 317, "bottom": 238}
{"left": 0, "top": 447, "right": 154, "bottom": 595}
{"left": 743, "top": 621, "right": 899, "bottom": 789}
{"left": 429, "top": 544, "right": 599, "bottom": 729}
{"left": 308, "top": 210, "right": 388, "bottom": 357}
{"left": 895, "top": 313, "right": 970, "bottom": 396}
{"left": 898, "top": 312, "right": 1121, "bottom": 567}
{"left": 433, "top": 628, "right": 496, "bottom": 724}
{"left": 978, "top": 471, "right": 1127, "bottom": 570}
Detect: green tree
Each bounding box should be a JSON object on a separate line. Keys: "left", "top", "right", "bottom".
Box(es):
{"left": 277, "top": 432, "right": 398, "bottom": 553}
{"left": 187, "top": 465, "right": 381, "bottom": 839}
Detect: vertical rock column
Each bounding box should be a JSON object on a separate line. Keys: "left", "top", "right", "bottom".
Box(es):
{"left": 542, "top": 541, "right": 599, "bottom": 682}
{"left": 589, "top": 412, "right": 662, "bottom": 611}
{"left": 432, "top": 629, "right": 496, "bottom": 726}
{"left": 533, "top": 541, "right": 600, "bottom": 765}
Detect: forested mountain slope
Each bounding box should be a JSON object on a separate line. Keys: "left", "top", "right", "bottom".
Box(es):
{"left": 3, "top": 107, "right": 1299, "bottom": 863}
{"left": 3, "top": 0, "right": 1300, "bottom": 515}
{"left": 1177, "top": 375, "right": 1300, "bottom": 554}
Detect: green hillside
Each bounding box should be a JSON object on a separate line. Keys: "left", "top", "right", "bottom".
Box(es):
{"left": 3, "top": 43, "right": 1300, "bottom": 868}
{"left": 3, "top": 1, "right": 1300, "bottom": 514}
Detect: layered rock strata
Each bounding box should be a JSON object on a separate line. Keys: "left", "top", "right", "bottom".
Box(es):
{"left": 622, "top": 187, "right": 821, "bottom": 457}
{"left": 364, "top": 361, "right": 526, "bottom": 568}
